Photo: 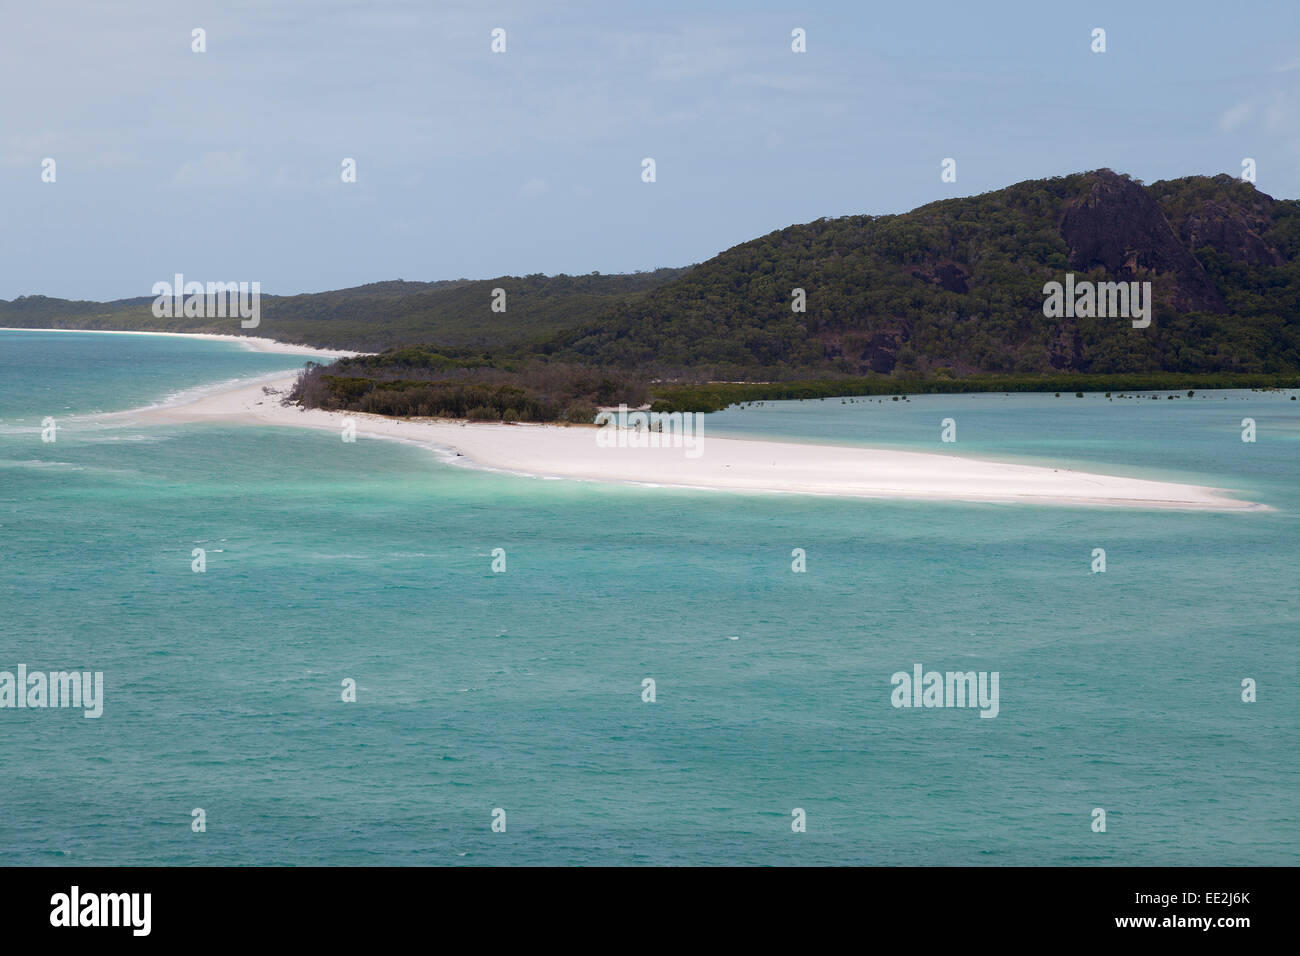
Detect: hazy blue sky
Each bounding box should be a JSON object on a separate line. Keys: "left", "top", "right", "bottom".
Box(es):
{"left": 2, "top": 0, "right": 1297, "bottom": 300}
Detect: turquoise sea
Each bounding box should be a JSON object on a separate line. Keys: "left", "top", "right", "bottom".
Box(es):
{"left": 1, "top": 330, "right": 1296, "bottom": 865}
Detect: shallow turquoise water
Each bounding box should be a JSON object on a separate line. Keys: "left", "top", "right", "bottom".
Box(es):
{"left": 1, "top": 331, "right": 1296, "bottom": 865}
{"left": 0, "top": 329, "right": 308, "bottom": 423}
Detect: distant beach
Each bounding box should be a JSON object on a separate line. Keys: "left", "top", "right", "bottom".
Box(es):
{"left": 0, "top": 327, "right": 364, "bottom": 360}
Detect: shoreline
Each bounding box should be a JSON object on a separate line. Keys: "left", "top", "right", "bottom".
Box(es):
{"left": 0, "top": 327, "right": 364, "bottom": 359}
{"left": 113, "top": 374, "right": 1266, "bottom": 511}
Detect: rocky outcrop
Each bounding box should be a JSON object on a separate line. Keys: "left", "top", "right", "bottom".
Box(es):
{"left": 1059, "top": 170, "right": 1224, "bottom": 312}
{"left": 1180, "top": 199, "right": 1283, "bottom": 267}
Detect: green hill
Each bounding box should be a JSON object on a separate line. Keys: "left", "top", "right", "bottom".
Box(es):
{"left": 0, "top": 269, "right": 690, "bottom": 353}
{"left": 540, "top": 170, "right": 1300, "bottom": 378}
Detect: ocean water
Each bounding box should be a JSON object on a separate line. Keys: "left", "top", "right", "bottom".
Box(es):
{"left": 0, "top": 330, "right": 1296, "bottom": 866}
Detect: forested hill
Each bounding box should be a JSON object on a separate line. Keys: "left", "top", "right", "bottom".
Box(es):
{"left": 0, "top": 269, "right": 691, "bottom": 353}
{"left": 5, "top": 170, "right": 1299, "bottom": 379}
{"left": 539, "top": 170, "right": 1300, "bottom": 378}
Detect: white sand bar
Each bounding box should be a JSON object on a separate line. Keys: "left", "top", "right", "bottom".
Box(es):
{"left": 119, "top": 374, "right": 1264, "bottom": 511}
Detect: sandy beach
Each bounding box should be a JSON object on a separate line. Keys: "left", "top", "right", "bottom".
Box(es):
{"left": 0, "top": 327, "right": 363, "bottom": 359}
{"left": 116, "top": 373, "right": 1263, "bottom": 511}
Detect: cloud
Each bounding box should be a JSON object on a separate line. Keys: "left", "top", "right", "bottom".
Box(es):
{"left": 167, "top": 151, "right": 256, "bottom": 189}
{"left": 1218, "top": 101, "right": 1254, "bottom": 132}
{"left": 519, "top": 177, "right": 550, "bottom": 198}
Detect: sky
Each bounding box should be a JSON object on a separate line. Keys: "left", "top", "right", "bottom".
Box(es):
{"left": 1, "top": 0, "right": 1297, "bottom": 301}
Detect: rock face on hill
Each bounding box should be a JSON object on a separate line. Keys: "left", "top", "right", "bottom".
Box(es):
{"left": 1060, "top": 170, "right": 1223, "bottom": 313}
{"left": 1177, "top": 199, "right": 1284, "bottom": 268}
